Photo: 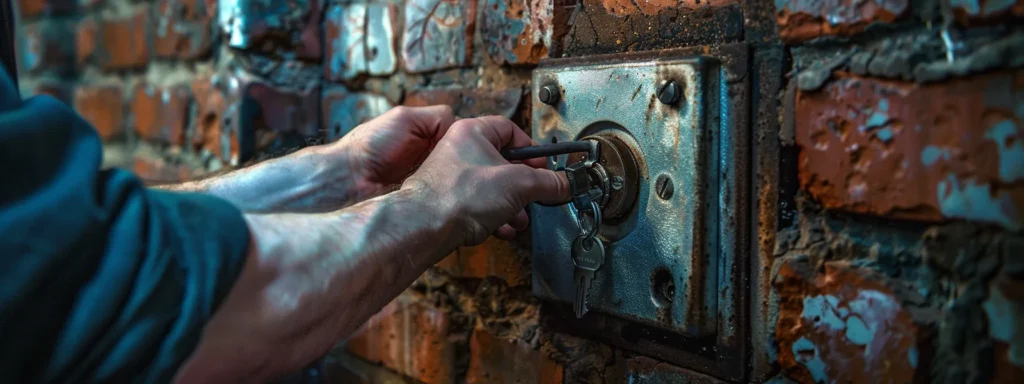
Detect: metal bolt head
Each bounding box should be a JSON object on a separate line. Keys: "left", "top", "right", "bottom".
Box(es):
{"left": 656, "top": 80, "right": 680, "bottom": 105}
{"left": 611, "top": 176, "right": 624, "bottom": 191}
{"left": 655, "top": 174, "right": 674, "bottom": 200}
{"left": 539, "top": 84, "right": 560, "bottom": 105}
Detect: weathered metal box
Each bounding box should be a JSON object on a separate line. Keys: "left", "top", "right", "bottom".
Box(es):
{"left": 530, "top": 48, "right": 749, "bottom": 378}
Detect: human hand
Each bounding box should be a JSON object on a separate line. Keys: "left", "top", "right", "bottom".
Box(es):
{"left": 403, "top": 115, "right": 570, "bottom": 245}
{"left": 325, "top": 105, "right": 457, "bottom": 200}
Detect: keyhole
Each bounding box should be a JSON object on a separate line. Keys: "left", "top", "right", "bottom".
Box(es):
{"left": 651, "top": 268, "right": 674, "bottom": 307}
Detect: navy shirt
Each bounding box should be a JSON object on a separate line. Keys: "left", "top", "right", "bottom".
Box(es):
{"left": 0, "top": 67, "right": 251, "bottom": 382}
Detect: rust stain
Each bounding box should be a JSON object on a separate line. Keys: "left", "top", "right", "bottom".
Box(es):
{"left": 796, "top": 71, "right": 1024, "bottom": 229}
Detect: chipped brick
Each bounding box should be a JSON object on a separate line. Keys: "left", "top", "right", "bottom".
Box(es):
{"left": 466, "top": 328, "right": 563, "bottom": 384}
{"left": 154, "top": 0, "right": 215, "bottom": 59}
{"left": 347, "top": 295, "right": 460, "bottom": 384}
{"left": 324, "top": 3, "right": 399, "bottom": 81}
{"left": 16, "top": 0, "right": 75, "bottom": 18}
{"left": 190, "top": 74, "right": 239, "bottom": 163}
{"left": 131, "top": 83, "right": 191, "bottom": 145}
{"left": 402, "top": 0, "right": 477, "bottom": 73}
{"left": 98, "top": 10, "right": 151, "bottom": 70}
{"left": 435, "top": 238, "right": 530, "bottom": 286}
{"left": 218, "top": 0, "right": 322, "bottom": 60}
{"left": 796, "top": 71, "right": 1024, "bottom": 230}
{"left": 74, "top": 85, "right": 124, "bottom": 140}
{"left": 774, "top": 259, "right": 921, "bottom": 384}
{"left": 479, "top": 0, "right": 552, "bottom": 65}
{"left": 404, "top": 88, "right": 522, "bottom": 119}
{"left": 19, "top": 21, "right": 74, "bottom": 75}
{"left": 776, "top": 0, "right": 909, "bottom": 43}
{"left": 321, "top": 86, "right": 391, "bottom": 142}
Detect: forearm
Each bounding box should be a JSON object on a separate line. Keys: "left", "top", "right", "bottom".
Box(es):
{"left": 176, "top": 186, "right": 454, "bottom": 382}
{"left": 156, "top": 148, "right": 367, "bottom": 213}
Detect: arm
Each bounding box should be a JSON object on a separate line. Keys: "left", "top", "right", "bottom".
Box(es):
{"left": 174, "top": 117, "right": 569, "bottom": 383}
{"left": 155, "top": 106, "right": 458, "bottom": 214}
{"left": 0, "top": 70, "right": 250, "bottom": 382}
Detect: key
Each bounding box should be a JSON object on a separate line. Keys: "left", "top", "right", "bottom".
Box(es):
{"left": 571, "top": 235, "right": 605, "bottom": 318}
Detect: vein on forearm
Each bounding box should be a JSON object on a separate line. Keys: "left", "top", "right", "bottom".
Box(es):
{"left": 243, "top": 187, "right": 451, "bottom": 346}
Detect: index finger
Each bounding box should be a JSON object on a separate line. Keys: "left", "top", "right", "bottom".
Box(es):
{"left": 473, "top": 116, "right": 547, "bottom": 169}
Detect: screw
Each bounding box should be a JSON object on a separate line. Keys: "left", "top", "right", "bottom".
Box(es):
{"left": 655, "top": 174, "right": 674, "bottom": 200}
{"left": 611, "top": 176, "right": 624, "bottom": 191}
{"left": 539, "top": 84, "right": 560, "bottom": 105}
{"left": 656, "top": 80, "right": 680, "bottom": 105}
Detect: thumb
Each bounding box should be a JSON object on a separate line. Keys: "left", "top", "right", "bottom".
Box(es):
{"left": 524, "top": 167, "right": 571, "bottom": 205}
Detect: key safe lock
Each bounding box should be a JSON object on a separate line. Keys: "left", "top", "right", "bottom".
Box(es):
{"left": 529, "top": 49, "right": 749, "bottom": 370}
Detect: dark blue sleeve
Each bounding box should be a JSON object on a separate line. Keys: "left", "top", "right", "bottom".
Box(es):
{"left": 0, "top": 69, "right": 251, "bottom": 382}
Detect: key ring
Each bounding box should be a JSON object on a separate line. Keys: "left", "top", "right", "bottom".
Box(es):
{"left": 571, "top": 201, "right": 602, "bottom": 244}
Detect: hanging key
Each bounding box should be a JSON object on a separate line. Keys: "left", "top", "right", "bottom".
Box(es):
{"left": 571, "top": 234, "right": 605, "bottom": 318}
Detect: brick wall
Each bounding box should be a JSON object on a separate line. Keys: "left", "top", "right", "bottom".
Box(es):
{"left": 13, "top": 0, "right": 1023, "bottom": 383}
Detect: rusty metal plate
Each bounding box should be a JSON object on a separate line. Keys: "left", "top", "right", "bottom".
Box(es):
{"left": 531, "top": 56, "right": 732, "bottom": 338}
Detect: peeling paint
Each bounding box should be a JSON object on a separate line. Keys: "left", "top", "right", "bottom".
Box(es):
{"left": 984, "top": 278, "right": 1024, "bottom": 367}
{"left": 985, "top": 119, "right": 1024, "bottom": 183}
{"left": 776, "top": 0, "right": 909, "bottom": 42}
{"left": 936, "top": 174, "right": 1020, "bottom": 230}
{"left": 791, "top": 337, "right": 827, "bottom": 383}
{"left": 403, "top": 0, "right": 476, "bottom": 73}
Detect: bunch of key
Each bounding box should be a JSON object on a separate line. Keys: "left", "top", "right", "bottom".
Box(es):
{"left": 500, "top": 140, "right": 608, "bottom": 319}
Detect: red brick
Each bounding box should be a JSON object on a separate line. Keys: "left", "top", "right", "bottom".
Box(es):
{"left": 76, "top": 18, "right": 98, "bottom": 67}
{"left": 16, "top": 0, "right": 75, "bottom": 18}
{"left": 131, "top": 83, "right": 191, "bottom": 145}
{"left": 74, "top": 85, "right": 124, "bottom": 140}
{"left": 154, "top": 0, "right": 215, "bottom": 59}
{"left": 321, "top": 86, "right": 391, "bottom": 142}
{"left": 19, "top": 21, "right": 74, "bottom": 74}
{"left": 404, "top": 88, "right": 522, "bottom": 119}
{"left": 347, "top": 296, "right": 459, "bottom": 384}
{"left": 466, "top": 328, "right": 563, "bottom": 384}
{"left": 435, "top": 238, "right": 530, "bottom": 286}
{"left": 98, "top": 10, "right": 151, "bottom": 70}
{"left": 402, "top": 0, "right": 477, "bottom": 73}
{"left": 776, "top": 0, "right": 909, "bottom": 43}
{"left": 190, "top": 74, "right": 236, "bottom": 163}
{"left": 796, "top": 71, "right": 1024, "bottom": 230}
{"left": 220, "top": 0, "right": 322, "bottom": 60}
{"left": 774, "top": 259, "right": 921, "bottom": 384}
{"left": 324, "top": 3, "right": 399, "bottom": 81}
{"left": 132, "top": 155, "right": 197, "bottom": 185}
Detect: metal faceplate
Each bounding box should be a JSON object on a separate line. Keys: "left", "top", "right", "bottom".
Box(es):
{"left": 531, "top": 57, "right": 726, "bottom": 337}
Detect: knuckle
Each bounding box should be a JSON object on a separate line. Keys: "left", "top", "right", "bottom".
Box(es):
{"left": 389, "top": 105, "right": 413, "bottom": 117}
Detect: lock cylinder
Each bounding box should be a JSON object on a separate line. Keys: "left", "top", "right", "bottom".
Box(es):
{"left": 569, "top": 133, "right": 642, "bottom": 225}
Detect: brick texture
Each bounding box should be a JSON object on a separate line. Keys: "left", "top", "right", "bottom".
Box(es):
{"left": 74, "top": 85, "right": 124, "bottom": 140}
{"left": 131, "top": 83, "right": 191, "bottom": 145}
{"left": 13, "top": 0, "right": 1024, "bottom": 382}
{"left": 347, "top": 295, "right": 465, "bottom": 384}
{"left": 774, "top": 259, "right": 923, "bottom": 384}
{"left": 466, "top": 328, "right": 564, "bottom": 383}
{"left": 796, "top": 71, "right": 1024, "bottom": 230}
{"left": 97, "top": 10, "right": 151, "bottom": 70}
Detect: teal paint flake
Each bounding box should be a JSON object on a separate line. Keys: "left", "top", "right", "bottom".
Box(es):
{"left": 908, "top": 346, "right": 919, "bottom": 368}
{"left": 921, "top": 145, "right": 952, "bottom": 166}
{"left": 984, "top": 119, "right": 1024, "bottom": 182}
{"left": 793, "top": 337, "right": 828, "bottom": 384}
{"left": 876, "top": 127, "right": 894, "bottom": 143}
{"left": 482, "top": 0, "right": 526, "bottom": 64}
{"left": 984, "top": 286, "right": 1024, "bottom": 366}
{"left": 937, "top": 174, "right": 1020, "bottom": 230}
